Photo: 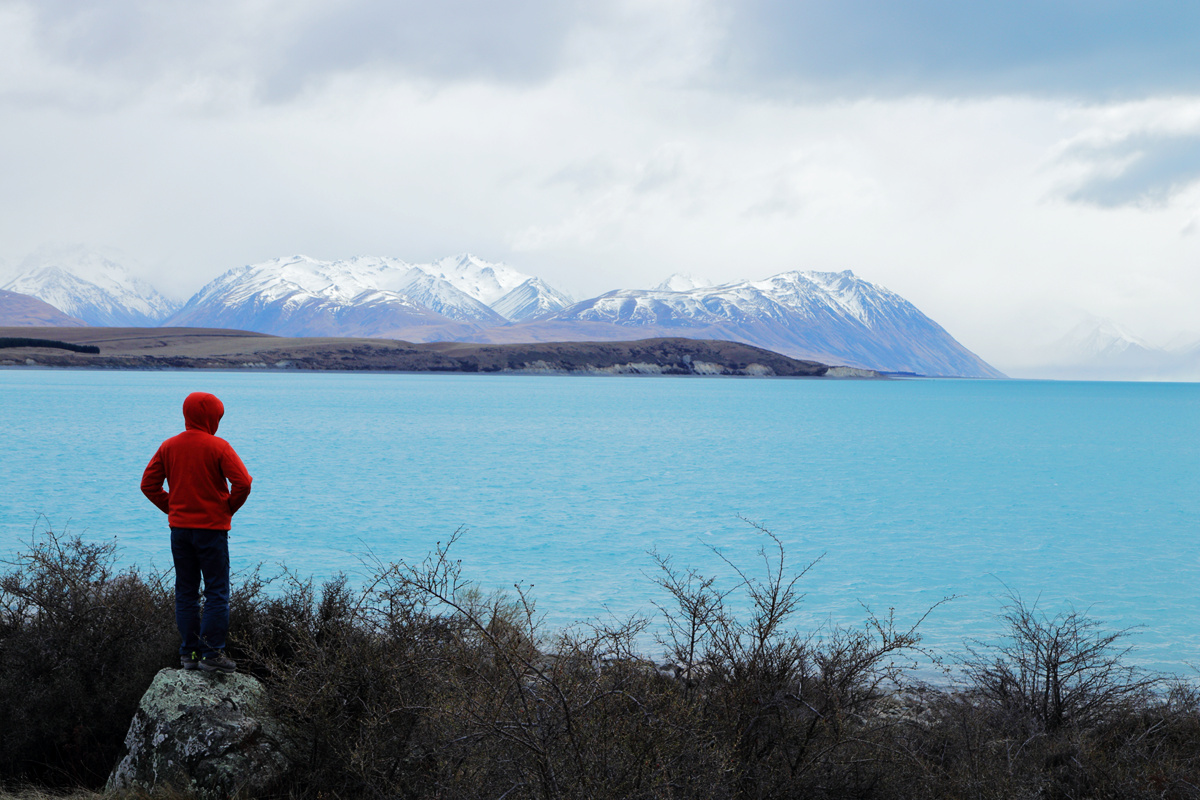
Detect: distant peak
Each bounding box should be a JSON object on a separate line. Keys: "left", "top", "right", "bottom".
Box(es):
{"left": 442, "top": 253, "right": 484, "bottom": 266}
{"left": 18, "top": 244, "right": 136, "bottom": 279}
{"left": 1062, "top": 317, "right": 1147, "bottom": 345}
{"left": 786, "top": 268, "right": 856, "bottom": 281}
{"left": 654, "top": 273, "right": 713, "bottom": 292}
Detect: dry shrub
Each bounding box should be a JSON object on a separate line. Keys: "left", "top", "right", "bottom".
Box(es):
{"left": 892, "top": 596, "right": 1200, "bottom": 800}
{"left": 234, "top": 562, "right": 449, "bottom": 798}
{"left": 9, "top": 520, "right": 1200, "bottom": 799}
{"left": 651, "top": 520, "right": 944, "bottom": 799}
{"left": 963, "top": 590, "right": 1157, "bottom": 733}
{"left": 243, "top": 531, "right": 731, "bottom": 799}
{"left": 0, "top": 521, "right": 176, "bottom": 788}
{"left": 242, "top": 522, "right": 942, "bottom": 799}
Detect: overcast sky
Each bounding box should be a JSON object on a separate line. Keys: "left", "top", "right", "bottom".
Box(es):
{"left": 3, "top": 0, "right": 1200, "bottom": 369}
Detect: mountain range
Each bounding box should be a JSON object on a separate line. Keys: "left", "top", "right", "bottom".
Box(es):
{"left": 469, "top": 270, "right": 1002, "bottom": 378}
{"left": 163, "top": 254, "right": 574, "bottom": 340}
{"left": 1, "top": 250, "right": 1002, "bottom": 377}
{"left": 2, "top": 247, "right": 179, "bottom": 326}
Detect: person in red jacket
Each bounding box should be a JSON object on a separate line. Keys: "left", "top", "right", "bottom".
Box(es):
{"left": 142, "top": 392, "right": 252, "bottom": 673}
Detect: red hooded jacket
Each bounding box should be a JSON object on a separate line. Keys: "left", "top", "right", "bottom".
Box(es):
{"left": 141, "top": 392, "right": 253, "bottom": 530}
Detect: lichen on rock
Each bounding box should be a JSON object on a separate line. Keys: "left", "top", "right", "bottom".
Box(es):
{"left": 107, "top": 668, "right": 295, "bottom": 800}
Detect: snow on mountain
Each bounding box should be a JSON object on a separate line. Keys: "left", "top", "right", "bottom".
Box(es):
{"left": 164, "top": 254, "right": 573, "bottom": 337}
{"left": 3, "top": 246, "right": 998, "bottom": 377}
{"left": 387, "top": 268, "right": 508, "bottom": 325}
{"left": 420, "top": 254, "right": 573, "bottom": 320}
{"left": 1055, "top": 319, "right": 1152, "bottom": 359}
{"left": 484, "top": 270, "right": 1003, "bottom": 378}
{"left": 490, "top": 277, "right": 575, "bottom": 321}
{"left": 1163, "top": 331, "right": 1200, "bottom": 354}
{"left": 423, "top": 254, "right": 529, "bottom": 306}
{"left": 1012, "top": 318, "right": 1200, "bottom": 381}
{"left": 653, "top": 273, "right": 713, "bottom": 292}
{"left": 1, "top": 247, "right": 179, "bottom": 326}
{"left": 164, "top": 255, "right": 463, "bottom": 338}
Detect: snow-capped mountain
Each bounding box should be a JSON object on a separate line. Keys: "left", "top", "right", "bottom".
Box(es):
{"left": 421, "top": 254, "right": 573, "bottom": 321}
{"left": 1012, "top": 319, "right": 1200, "bottom": 381}
{"left": 476, "top": 270, "right": 1003, "bottom": 378}
{"left": 1057, "top": 319, "right": 1153, "bottom": 359}
{"left": 164, "top": 254, "right": 574, "bottom": 338}
{"left": 388, "top": 268, "right": 508, "bottom": 325}
{"left": 165, "top": 255, "right": 466, "bottom": 338}
{"left": 1, "top": 247, "right": 179, "bottom": 326}
{"left": 491, "top": 277, "right": 575, "bottom": 321}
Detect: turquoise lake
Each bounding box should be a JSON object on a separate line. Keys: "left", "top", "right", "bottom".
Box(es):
{"left": 3, "top": 370, "right": 1198, "bottom": 674}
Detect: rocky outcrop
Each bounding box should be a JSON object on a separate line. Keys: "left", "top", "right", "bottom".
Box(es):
{"left": 107, "top": 668, "right": 295, "bottom": 800}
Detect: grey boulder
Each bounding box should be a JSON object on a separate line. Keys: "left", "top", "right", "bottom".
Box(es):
{"left": 107, "top": 667, "right": 295, "bottom": 799}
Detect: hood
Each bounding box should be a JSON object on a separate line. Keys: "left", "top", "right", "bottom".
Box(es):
{"left": 182, "top": 392, "right": 224, "bottom": 435}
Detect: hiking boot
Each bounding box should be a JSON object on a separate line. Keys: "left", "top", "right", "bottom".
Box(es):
{"left": 198, "top": 651, "right": 236, "bottom": 674}
{"left": 180, "top": 651, "right": 200, "bottom": 670}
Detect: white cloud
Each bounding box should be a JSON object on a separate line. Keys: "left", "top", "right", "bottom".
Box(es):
{"left": 1046, "top": 102, "right": 1200, "bottom": 208}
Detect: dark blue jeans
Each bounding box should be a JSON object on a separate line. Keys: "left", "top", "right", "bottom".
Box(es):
{"left": 170, "top": 527, "right": 230, "bottom": 659}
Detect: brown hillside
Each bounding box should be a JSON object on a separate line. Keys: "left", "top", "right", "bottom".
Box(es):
{"left": 0, "top": 290, "right": 88, "bottom": 327}
{"left": 0, "top": 327, "right": 866, "bottom": 377}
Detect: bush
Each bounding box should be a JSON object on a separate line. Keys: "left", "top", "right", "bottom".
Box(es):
{"left": 651, "top": 520, "right": 943, "bottom": 798}
{"left": 7, "top": 520, "right": 1200, "bottom": 799}
{"left": 230, "top": 522, "right": 944, "bottom": 799}
{"left": 238, "top": 532, "right": 731, "bottom": 799}
{"left": 894, "top": 595, "right": 1190, "bottom": 800}
{"left": 0, "top": 521, "right": 176, "bottom": 788}
{"left": 233, "top": 565, "right": 446, "bottom": 797}
{"left": 963, "top": 590, "right": 1157, "bottom": 732}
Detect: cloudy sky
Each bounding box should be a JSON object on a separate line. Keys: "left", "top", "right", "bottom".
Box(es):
{"left": 2, "top": 0, "right": 1200, "bottom": 369}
